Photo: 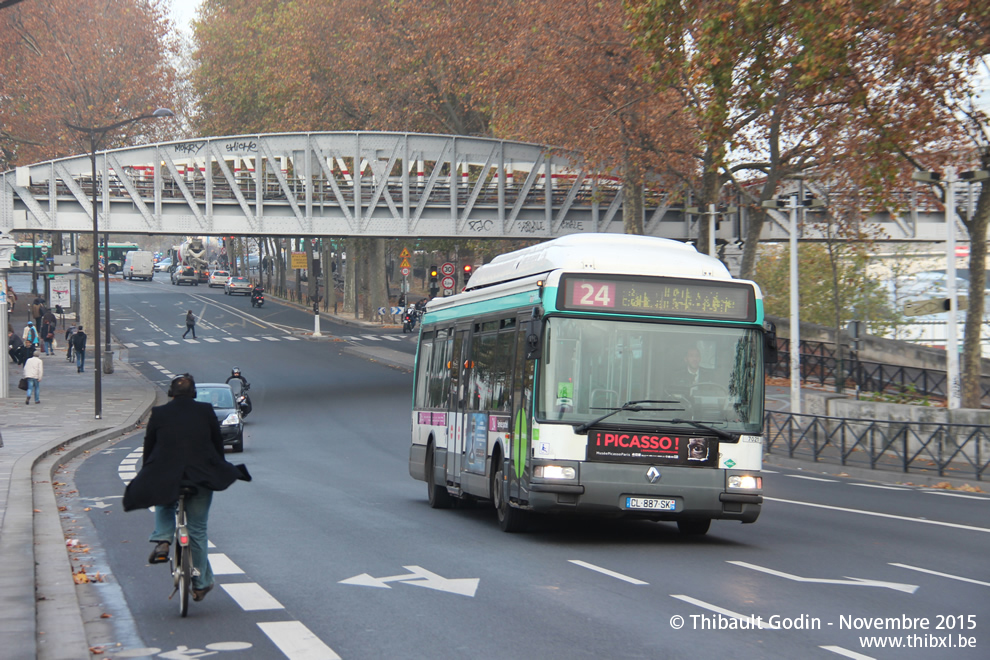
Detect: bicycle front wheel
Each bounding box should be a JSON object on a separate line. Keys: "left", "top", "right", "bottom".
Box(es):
{"left": 177, "top": 545, "right": 192, "bottom": 617}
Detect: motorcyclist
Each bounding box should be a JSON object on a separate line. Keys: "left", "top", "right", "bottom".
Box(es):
{"left": 251, "top": 283, "right": 264, "bottom": 306}
{"left": 226, "top": 367, "right": 252, "bottom": 416}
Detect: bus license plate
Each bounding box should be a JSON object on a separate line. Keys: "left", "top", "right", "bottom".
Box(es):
{"left": 626, "top": 497, "right": 676, "bottom": 511}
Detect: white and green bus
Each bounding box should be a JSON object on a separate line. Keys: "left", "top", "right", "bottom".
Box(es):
{"left": 409, "top": 234, "right": 777, "bottom": 534}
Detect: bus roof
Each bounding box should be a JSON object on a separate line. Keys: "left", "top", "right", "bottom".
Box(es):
{"left": 464, "top": 234, "right": 731, "bottom": 292}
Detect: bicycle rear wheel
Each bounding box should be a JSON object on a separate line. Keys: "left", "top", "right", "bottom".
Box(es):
{"left": 177, "top": 544, "right": 191, "bottom": 617}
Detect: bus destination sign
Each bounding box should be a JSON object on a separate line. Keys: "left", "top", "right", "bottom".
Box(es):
{"left": 559, "top": 274, "right": 754, "bottom": 322}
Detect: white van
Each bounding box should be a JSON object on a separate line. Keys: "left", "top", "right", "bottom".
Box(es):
{"left": 122, "top": 251, "right": 155, "bottom": 280}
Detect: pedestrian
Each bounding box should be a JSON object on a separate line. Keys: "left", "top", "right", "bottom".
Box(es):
{"left": 40, "top": 316, "right": 56, "bottom": 356}
{"left": 72, "top": 325, "right": 88, "bottom": 372}
{"left": 23, "top": 352, "right": 43, "bottom": 404}
{"left": 122, "top": 373, "right": 251, "bottom": 603}
{"left": 31, "top": 296, "right": 46, "bottom": 328}
{"left": 4, "top": 283, "right": 15, "bottom": 314}
{"left": 65, "top": 324, "right": 77, "bottom": 362}
{"left": 182, "top": 310, "right": 196, "bottom": 339}
{"left": 22, "top": 321, "right": 39, "bottom": 359}
{"left": 8, "top": 328, "right": 27, "bottom": 365}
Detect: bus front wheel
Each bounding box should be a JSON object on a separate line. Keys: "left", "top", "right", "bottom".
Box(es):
{"left": 677, "top": 518, "right": 711, "bottom": 536}
{"left": 426, "top": 443, "right": 452, "bottom": 509}
{"left": 108, "top": 264, "right": 119, "bottom": 274}
{"left": 492, "top": 461, "right": 528, "bottom": 533}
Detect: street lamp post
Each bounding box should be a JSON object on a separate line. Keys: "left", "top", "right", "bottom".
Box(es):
{"left": 66, "top": 108, "right": 174, "bottom": 419}
{"left": 912, "top": 167, "right": 989, "bottom": 409}
{"left": 762, "top": 190, "right": 825, "bottom": 415}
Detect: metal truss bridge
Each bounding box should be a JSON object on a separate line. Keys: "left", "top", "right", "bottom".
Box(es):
{"left": 0, "top": 131, "right": 974, "bottom": 242}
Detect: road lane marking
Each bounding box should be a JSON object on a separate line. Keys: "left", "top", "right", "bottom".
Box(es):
{"left": 727, "top": 561, "right": 918, "bottom": 593}
{"left": 923, "top": 491, "right": 989, "bottom": 500}
{"left": 670, "top": 595, "right": 779, "bottom": 629}
{"left": 284, "top": 337, "right": 301, "bottom": 341}
{"left": 820, "top": 646, "right": 875, "bottom": 660}
{"left": 849, "top": 483, "right": 909, "bottom": 491}
{"left": 889, "top": 563, "right": 990, "bottom": 587}
{"left": 784, "top": 475, "right": 838, "bottom": 482}
{"left": 244, "top": 337, "right": 261, "bottom": 342}
{"left": 183, "top": 338, "right": 201, "bottom": 343}
{"left": 568, "top": 560, "right": 648, "bottom": 585}
{"left": 261, "top": 336, "right": 280, "bottom": 341}
{"left": 223, "top": 337, "right": 240, "bottom": 342}
{"left": 123, "top": 343, "right": 138, "bottom": 348}
{"left": 163, "top": 340, "right": 179, "bottom": 345}
{"left": 257, "top": 621, "right": 341, "bottom": 660}
{"left": 365, "top": 336, "right": 382, "bottom": 341}
{"left": 765, "top": 496, "right": 990, "bottom": 533}
{"left": 208, "top": 553, "right": 244, "bottom": 575}
{"left": 142, "top": 341, "right": 159, "bottom": 346}
{"left": 221, "top": 583, "right": 285, "bottom": 610}
{"left": 203, "top": 337, "right": 220, "bottom": 343}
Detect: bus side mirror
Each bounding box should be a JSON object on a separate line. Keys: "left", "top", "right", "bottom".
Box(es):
{"left": 525, "top": 306, "right": 544, "bottom": 360}
{"left": 763, "top": 321, "right": 778, "bottom": 364}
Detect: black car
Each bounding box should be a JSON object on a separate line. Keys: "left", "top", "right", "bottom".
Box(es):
{"left": 195, "top": 383, "right": 244, "bottom": 452}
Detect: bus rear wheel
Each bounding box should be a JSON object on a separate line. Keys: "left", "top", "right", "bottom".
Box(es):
{"left": 492, "top": 462, "right": 528, "bottom": 533}
{"left": 676, "top": 518, "right": 711, "bottom": 536}
{"left": 426, "top": 443, "right": 452, "bottom": 509}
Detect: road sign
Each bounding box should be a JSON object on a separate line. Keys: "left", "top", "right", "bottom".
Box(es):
{"left": 441, "top": 275, "right": 455, "bottom": 290}
{"left": 401, "top": 267, "right": 410, "bottom": 276}
{"left": 441, "top": 262, "right": 454, "bottom": 276}
{"left": 399, "top": 247, "right": 411, "bottom": 258}
{"left": 903, "top": 296, "right": 968, "bottom": 317}
{"left": 400, "top": 258, "right": 411, "bottom": 269}
{"left": 290, "top": 252, "right": 307, "bottom": 269}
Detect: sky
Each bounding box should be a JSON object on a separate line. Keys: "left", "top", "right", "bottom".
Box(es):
{"left": 169, "top": 0, "right": 202, "bottom": 36}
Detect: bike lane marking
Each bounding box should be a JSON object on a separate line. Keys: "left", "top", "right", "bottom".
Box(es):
{"left": 221, "top": 583, "right": 285, "bottom": 610}
{"left": 257, "top": 621, "right": 342, "bottom": 660}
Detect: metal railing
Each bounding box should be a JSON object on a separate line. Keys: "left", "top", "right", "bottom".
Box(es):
{"left": 764, "top": 410, "right": 989, "bottom": 481}
{"left": 767, "top": 338, "right": 990, "bottom": 405}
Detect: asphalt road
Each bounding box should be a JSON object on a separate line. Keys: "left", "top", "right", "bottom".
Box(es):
{"left": 53, "top": 277, "right": 989, "bottom": 660}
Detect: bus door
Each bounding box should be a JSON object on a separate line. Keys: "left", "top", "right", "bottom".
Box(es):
{"left": 446, "top": 328, "right": 470, "bottom": 487}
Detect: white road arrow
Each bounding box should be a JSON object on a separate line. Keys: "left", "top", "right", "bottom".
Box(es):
{"left": 728, "top": 561, "right": 919, "bottom": 594}
{"left": 339, "top": 565, "right": 479, "bottom": 597}
{"left": 123, "top": 327, "right": 135, "bottom": 332}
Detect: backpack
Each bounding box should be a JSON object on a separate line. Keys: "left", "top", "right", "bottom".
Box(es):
{"left": 72, "top": 332, "right": 87, "bottom": 351}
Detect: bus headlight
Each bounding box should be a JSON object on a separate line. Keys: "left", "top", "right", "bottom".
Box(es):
{"left": 221, "top": 413, "right": 240, "bottom": 426}
{"left": 534, "top": 465, "right": 576, "bottom": 480}
{"left": 727, "top": 475, "right": 762, "bottom": 490}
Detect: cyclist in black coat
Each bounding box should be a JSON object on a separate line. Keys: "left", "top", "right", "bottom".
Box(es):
{"left": 123, "top": 374, "right": 250, "bottom": 601}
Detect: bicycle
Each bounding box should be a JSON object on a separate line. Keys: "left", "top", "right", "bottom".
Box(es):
{"left": 168, "top": 486, "right": 199, "bottom": 617}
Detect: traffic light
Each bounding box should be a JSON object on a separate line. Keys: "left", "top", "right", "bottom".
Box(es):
{"left": 429, "top": 266, "right": 438, "bottom": 283}
{"left": 462, "top": 264, "right": 473, "bottom": 284}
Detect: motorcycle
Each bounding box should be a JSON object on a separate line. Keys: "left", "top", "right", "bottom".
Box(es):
{"left": 402, "top": 307, "right": 419, "bottom": 333}
{"left": 229, "top": 379, "right": 253, "bottom": 418}
{"left": 251, "top": 292, "right": 265, "bottom": 308}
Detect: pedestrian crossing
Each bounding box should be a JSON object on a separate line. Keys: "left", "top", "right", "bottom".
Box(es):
{"left": 123, "top": 333, "right": 407, "bottom": 348}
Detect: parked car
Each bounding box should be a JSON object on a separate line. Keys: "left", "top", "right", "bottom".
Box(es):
{"left": 171, "top": 265, "right": 199, "bottom": 286}
{"left": 194, "top": 383, "right": 243, "bottom": 452}
{"left": 154, "top": 257, "right": 172, "bottom": 272}
{"left": 225, "top": 276, "right": 252, "bottom": 295}
{"left": 209, "top": 270, "right": 230, "bottom": 287}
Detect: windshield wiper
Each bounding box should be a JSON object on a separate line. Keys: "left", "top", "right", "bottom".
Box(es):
{"left": 573, "top": 400, "right": 682, "bottom": 434}
{"left": 670, "top": 418, "right": 741, "bottom": 443}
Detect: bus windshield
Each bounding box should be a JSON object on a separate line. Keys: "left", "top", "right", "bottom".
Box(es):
{"left": 537, "top": 317, "right": 765, "bottom": 434}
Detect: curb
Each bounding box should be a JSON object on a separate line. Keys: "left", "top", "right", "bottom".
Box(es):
{"left": 0, "top": 358, "right": 157, "bottom": 660}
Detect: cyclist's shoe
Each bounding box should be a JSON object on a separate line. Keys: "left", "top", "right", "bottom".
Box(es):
{"left": 148, "top": 541, "right": 170, "bottom": 564}
{"left": 192, "top": 584, "right": 214, "bottom": 602}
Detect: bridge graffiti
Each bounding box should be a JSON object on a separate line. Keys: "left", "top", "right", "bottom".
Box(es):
{"left": 173, "top": 142, "right": 205, "bottom": 155}
{"left": 224, "top": 140, "right": 257, "bottom": 154}
{"left": 467, "top": 219, "right": 494, "bottom": 232}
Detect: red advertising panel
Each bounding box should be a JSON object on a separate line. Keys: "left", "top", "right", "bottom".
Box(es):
{"left": 586, "top": 429, "right": 718, "bottom": 467}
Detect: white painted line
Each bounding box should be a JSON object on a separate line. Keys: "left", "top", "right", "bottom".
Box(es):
{"left": 261, "top": 336, "right": 280, "bottom": 341}
{"left": 208, "top": 553, "right": 244, "bottom": 575}
{"left": 365, "top": 335, "right": 382, "bottom": 341}
{"left": 146, "top": 361, "right": 159, "bottom": 366}
{"left": 257, "top": 621, "right": 341, "bottom": 660}
{"left": 343, "top": 336, "right": 361, "bottom": 340}
{"left": 284, "top": 336, "right": 301, "bottom": 341}
{"left": 889, "top": 563, "right": 990, "bottom": 587}
{"left": 184, "top": 339, "right": 200, "bottom": 343}
{"left": 203, "top": 338, "right": 220, "bottom": 343}
{"left": 208, "top": 541, "right": 215, "bottom": 548}
{"left": 382, "top": 336, "right": 401, "bottom": 341}
{"left": 924, "top": 491, "right": 989, "bottom": 500}
{"left": 142, "top": 341, "right": 159, "bottom": 346}
{"left": 221, "top": 582, "right": 285, "bottom": 610}
{"left": 118, "top": 472, "right": 137, "bottom": 480}
{"left": 163, "top": 340, "right": 179, "bottom": 345}
{"left": 223, "top": 337, "right": 240, "bottom": 342}
{"left": 820, "top": 645, "right": 875, "bottom": 660}
{"left": 849, "top": 483, "right": 909, "bottom": 491}
{"left": 761, "top": 469, "right": 778, "bottom": 473}
{"left": 123, "top": 343, "right": 138, "bottom": 348}
{"left": 568, "top": 560, "right": 648, "bottom": 585}
{"left": 119, "top": 458, "right": 139, "bottom": 465}
{"left": 670, "top": 595, "right": 778, "bottom": 629}
{"left": 784, "top": 474, "right": 838, "bottom": 482}
{"left": 765, "top": 497, "right": 990, "bottom": 533}
{"left": 244, "top": 337, "right": 261, "bottom": 342}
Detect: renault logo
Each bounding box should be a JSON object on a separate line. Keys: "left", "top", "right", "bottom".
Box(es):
{"left": 646, "top": 466, "right": 661, "bottom": 483}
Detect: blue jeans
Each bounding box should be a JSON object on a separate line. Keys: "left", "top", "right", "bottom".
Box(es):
{"left": 26, "top": 377, "right": 40, "bottom": 402}
{"left": 76, "top": 350, "right": 85, "bottom": 372}
{"left": 44, "top": 339, "right": 53, "bottom": 355}
{"left": 151, "top": 489, "right": 214, "bottom": 590}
